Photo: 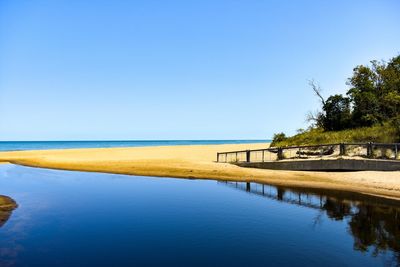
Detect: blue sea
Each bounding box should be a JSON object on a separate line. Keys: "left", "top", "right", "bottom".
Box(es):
{"left": 0, "top": 140, "right": 269, "bottom": 152}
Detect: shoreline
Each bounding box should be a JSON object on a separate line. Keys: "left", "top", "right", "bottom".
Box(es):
{"left": 0, "top": 143, "right": 400, "bottom": 201}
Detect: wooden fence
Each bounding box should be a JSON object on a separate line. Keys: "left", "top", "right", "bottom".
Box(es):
{"left": 217, "top": 142, "right": 400, "bottom": 163}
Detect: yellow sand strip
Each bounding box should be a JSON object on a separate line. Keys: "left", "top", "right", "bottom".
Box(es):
{"left": 0, "top": 143, "right": 399, "bottom": 200}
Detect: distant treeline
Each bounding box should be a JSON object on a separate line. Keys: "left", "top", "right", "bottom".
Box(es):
{"left": 272, "top": 55, "right": 400, "bottom": 146}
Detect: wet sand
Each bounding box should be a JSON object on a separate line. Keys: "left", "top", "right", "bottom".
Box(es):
{"left": 0, "top": 143, "right": 399, "bottom": 200}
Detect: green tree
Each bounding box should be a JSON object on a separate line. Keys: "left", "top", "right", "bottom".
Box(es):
{"left": 347, "top": 65, "right": 380, "bottom": 127}
{"left": 378, "top": 55, "right": 400, "bottom": 118}
{"left": 321, "top": 94, "right": 351, "bottom": 131}
{"left": 346, "top": 55, "right": 400, "bottom": 127}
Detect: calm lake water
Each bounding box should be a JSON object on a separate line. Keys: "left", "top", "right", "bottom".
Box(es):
{"left": 0, "top": 140, "right": 268, "bottom": 151}
{"left": 0, "top": 164, "right": 399, "bottom": 267}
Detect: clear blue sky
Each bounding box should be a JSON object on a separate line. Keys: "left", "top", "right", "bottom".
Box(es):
{"left": 0, "top": 0, "right": 399, "bottom": 141}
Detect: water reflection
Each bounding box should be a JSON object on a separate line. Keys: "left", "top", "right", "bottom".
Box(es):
{"left": 0, "top": 195, "right": 17, "bottom": 228}
{"left": 219, "top": 181, "right": 400, "bottom": 265}
{"left": 0, "top": 163, "right": 398, "bottom": 267}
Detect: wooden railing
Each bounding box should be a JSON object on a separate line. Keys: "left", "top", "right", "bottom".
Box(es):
{"left": 217, "top": 142, "right": 400, "bottom": 163}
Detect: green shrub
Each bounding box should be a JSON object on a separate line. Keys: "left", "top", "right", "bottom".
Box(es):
{"left": 271, "top": 132, "right": 287, "bottom": 146}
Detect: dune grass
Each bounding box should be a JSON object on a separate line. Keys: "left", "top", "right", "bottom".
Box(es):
{"left": 272, "top": 123, "right": 399, "bottom": 147}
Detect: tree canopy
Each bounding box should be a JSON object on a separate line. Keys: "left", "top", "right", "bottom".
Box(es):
{"left": 313, "top": 55, "right": 400, "bottom": 131}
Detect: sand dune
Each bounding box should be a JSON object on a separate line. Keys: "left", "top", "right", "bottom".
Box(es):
{"left": 0, "top": 143, "right": 399, "bottom": 200}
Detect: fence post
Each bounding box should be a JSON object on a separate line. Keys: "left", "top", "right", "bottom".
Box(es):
{"left": 217, "top": 153, "right": 219, "bottom": 162}
{"left": 395, "top": 144, "right": 398, "bottom": 160}
{"left": 246, "top": 150, "right": 251, "bottom": 162}
{"left": 367, "top": 142, "right": 373, "bottom": 158}
{"left": 339, "top": 143, "right": 345, "bottom": 156}
{"left": 277, "top": 147, "right": 283, "bottom": 160}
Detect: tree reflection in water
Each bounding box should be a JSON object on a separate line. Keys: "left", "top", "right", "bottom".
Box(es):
{"left": 220, "top": 181, "right": 400, "bottom": 266}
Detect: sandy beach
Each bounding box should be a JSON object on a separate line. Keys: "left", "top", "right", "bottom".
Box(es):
{"left": 0, "top": 143, "right": 399, "bottom": 200}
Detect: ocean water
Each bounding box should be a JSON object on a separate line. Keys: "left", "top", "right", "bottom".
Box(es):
{"left": 0, "top": 140, "right": 268, "bottom": 152}
{"left": 0, "top": 164, "right": 398, "bottom": 266}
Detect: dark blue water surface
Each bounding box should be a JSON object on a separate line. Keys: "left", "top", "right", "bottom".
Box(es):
{"left": 0, "top": 140, "right": 268, "bottom": 151}
{"left": 0, "top": 164, "right": 399, "bottom": 267}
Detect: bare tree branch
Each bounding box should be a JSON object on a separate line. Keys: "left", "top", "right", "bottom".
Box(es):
{"left": 306, "top": 109, "right": 324, "bottom": 128}
{"left": 306, "top": 110, "right": 319, "bottom": 123}
{"left": 308, "top": 79, "right": 325, "bottom": 106}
